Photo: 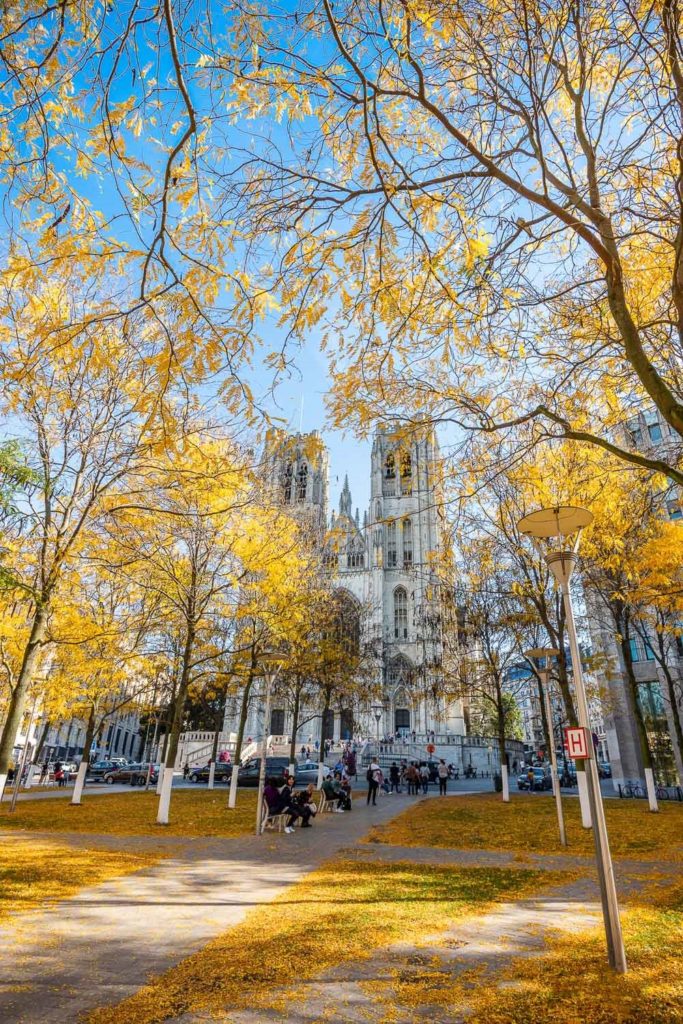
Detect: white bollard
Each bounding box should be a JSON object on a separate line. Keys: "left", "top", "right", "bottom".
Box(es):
{"left": 576, "top": 769, "right": 592, "bottom": 828}
{"left": 501, "top": 763, "right": 510, "bottom": 802}
{"left": 207, "top": 761, "right": 216, "bottom": 790}
{"left": 24, "top": 764, "right": 34, "bottom": 789}
{"left": 156, "top": 766, "right": 174, "bottom": 825}
{"left": 316, "top": 761, "right": 326, "bottom": 790}
{"left": 0, "top": 772, "right": 7, "bottom": 803}
{"left": 71, "top": 762, "right": 88, "bottom": 805}
{"left": 644, "top": 767, "right": 659, "bottom": 813}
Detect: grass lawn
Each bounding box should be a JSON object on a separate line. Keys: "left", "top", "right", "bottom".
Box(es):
{"left": 371, "top": 877, "right": 683, "bottom": 1024}
{"left": 86, "top": 858, "right": 564, "bottom": 1024}
{"left": 366, "top": 793, "right": 683, "bottom": 861}
{"left": 0, "top": 788, "right": 258, "bottom": 838}
{"left": 0, "top": 835, "right": 166, "bottom": 923}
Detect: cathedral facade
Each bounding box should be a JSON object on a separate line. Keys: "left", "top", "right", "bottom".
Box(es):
{"left": 258, "top": 426, "right": 466, "bottom": 742}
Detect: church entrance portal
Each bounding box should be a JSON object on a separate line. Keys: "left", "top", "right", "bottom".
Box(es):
{"left": 395, "top": 708, "right": 410, "bottom": 733}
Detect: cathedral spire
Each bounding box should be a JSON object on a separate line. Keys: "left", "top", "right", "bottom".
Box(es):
{"left": 339, "top": 474, "right": 352, "bottom": 518}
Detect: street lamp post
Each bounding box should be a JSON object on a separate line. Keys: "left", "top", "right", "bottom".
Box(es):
{"left": 371, "top": 702, "right": 383, "bottom": 747}
{"left": 519, "top": 506, "right": 627, "bottom": 974}
{"left": 523, "top": 647, "right": 566, "bottom": 847}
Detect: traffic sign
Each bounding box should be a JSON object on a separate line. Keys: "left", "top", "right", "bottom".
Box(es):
{"left": 426, "top": 743, "right": 435, "bottom": 754}
{"left": 564, "top": 727, "right": 592, "bottom": 760}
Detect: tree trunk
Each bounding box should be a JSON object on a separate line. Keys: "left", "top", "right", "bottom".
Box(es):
{"left": 537, "top": 677, "right": 551, "bottom": 760}
{"left": 228, "top": 649, "right": 256, "bottom": 809}
{"left": 0, "top": 605, "right": 48, "bottom": 800}
{"left": 208, "top": 721, "right": 220, "bottom": 790}
{"left": 317, "top": 686, "right": 331, "bottom": 790}
{"left": 288, "top": 676, "right": 302, "bottom": 775}
{"left": 496, "top": 681, "right": 509, "bottom": 802}
{"left": 157, "top": 617, "right": 196, "bottom": 825}
{"left": 33, "top": 718, "right": 51, "bottom": 765}
{"left": 72, "top": 706, "right": 97, "bottom": 805}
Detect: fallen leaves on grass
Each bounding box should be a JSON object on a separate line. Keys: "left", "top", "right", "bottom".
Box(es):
{"left": 367, "top": 794, "right": 683, "bottom": 861}
{"left": 0, "top": 789, "right": 257, "bottom": 838}
{"left": 0, "top": 835, "right": 165, "bottom": 923}
{"left": 383, "top": 877, "right": 683, "bottom": 1024}
{"left": 86, "top": 859, "right": 563, "bottom": 1024}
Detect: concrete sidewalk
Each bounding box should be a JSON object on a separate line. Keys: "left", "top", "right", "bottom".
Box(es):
{"left": 0, "top": 790, "right": 407, "bottom": 1024}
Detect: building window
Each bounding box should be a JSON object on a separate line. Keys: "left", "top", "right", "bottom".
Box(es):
{"left": 629, "top": 637, "right": 656, "bottom": 662}
{"left": 629, "top": 426, "right": 644, "bottom": 448}
{"left": 402, "top": 518, "right": 413, "bottom": 567}
{"left": 296, "top": 462, "right": 308, "bottom": 502}
{"left": 400, "top": 451, "right": 413, "bottom": 495}
{"left": 283, "top": 463, "right": 293, "bottom": 502}
{"left": 348, "top": 550, "right": 364, "bottom": 568}
{"left": 394, "top": 587, "right": 408, "bottom": 639}
{"left": 644, "top": 409, "right": 663, "bottom": 444}
{"left": 386, "top": 522, "right": 397, "bottom": 567}
{"left": 383, "top": 453, "right": 396, "bottom": 496}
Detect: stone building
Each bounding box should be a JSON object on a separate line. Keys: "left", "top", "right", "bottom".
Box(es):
{"left": 585, "top": 405, "right": 683, "bottom": 787}
{"left": 227, "top": 425, "right": 466, "bottom": 745}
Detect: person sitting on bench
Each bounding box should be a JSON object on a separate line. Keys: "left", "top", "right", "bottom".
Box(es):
{"left": 293, "top": 783, "right": 317, "bottom": 827}
{"left": 322, "top": 774, "right": 346, "bottom": 812}
{"left": 277, "top": 775, "right": 302, "bottom": 833}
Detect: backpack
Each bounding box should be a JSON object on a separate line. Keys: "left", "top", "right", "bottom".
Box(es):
{"left": 366, "top": 767, "right": 374, "bottom": 782}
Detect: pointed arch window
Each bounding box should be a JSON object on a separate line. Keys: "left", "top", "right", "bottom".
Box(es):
{"left": 386, "top": 521, "right": 397, "bottom": 567}
{"left": 400, "top": 451, "right": 413, "bottom": 495}
{"left": 296, "top": 462, "right": 308, "bottom": 502}
{"left": 283, "top": 462, "right": 293, "bottom": 502}
{"left": 383, "top": 452, "right": 396, "bottom": 496}
{"left": 402, "top": 518, "right": 413, "bottom": 568}
{"left": 394, "top": 587, "right": 408, "bottom": 639}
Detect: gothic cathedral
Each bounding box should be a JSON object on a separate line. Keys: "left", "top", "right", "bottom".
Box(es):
{"left": 260, "top": 426, "right": 466, "bottom": 742}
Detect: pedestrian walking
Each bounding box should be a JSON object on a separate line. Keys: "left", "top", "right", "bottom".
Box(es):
{"left": 420, "top": 764, "right": 430, "bottom": 794}
{"left": 437, "top": 759, "right": 448, "bottom": 796}
{"left": 366, "top": 762, "right": 381, "bottom": 805}
{"left": 389, "top": 762, "right": 401, "bottom": 793}
{"left": 182, "top": 762, "right": 190, "bottom": 781}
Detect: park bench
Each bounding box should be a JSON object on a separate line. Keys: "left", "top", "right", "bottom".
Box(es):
{"left": 316, "top": 790, "right": 337, "bottom": 814}
{"left": 260, "top": 799, "right": 288, "bottom": 833}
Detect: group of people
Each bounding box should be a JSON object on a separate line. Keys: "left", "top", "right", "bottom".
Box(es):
{"left": 364, "top": 758, "right": 451, "bottom": 802}
{"left": 263, "top": 769, "right": 353, "bottom": 833}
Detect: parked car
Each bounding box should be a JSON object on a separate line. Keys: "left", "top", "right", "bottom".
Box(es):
{"left": 85, "top": 760, "right": 121, "bottom": 782}
{"left": 189, "top": 763, "right": 233, "bottom": 784}
{"left": 517, "top": 767, "right": 552, "bottom": 791}
{"left": 598, "top": 762, "right": 612, "bottom": 778}
{"left": 233, "top": 757, "right": 331, "bottom": 788}
{"left": 103, "top": 763, "right": 158, "bottom": 786}
{"left": 294, "top": 761, "right": 332, "bottom": 785}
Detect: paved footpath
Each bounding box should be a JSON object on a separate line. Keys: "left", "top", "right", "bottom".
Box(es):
{"left": 0, "top": 791, "right": 407, "bottom": 1024}
{"left": 0, "top": 790, "right": 676, "bottom": 1024}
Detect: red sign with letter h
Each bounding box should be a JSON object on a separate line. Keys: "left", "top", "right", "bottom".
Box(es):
{"left": 564, "top": 727, "right": 591, "bottom": 760}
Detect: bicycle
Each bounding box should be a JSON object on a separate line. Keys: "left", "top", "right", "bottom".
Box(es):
{"left": 655, "top": 784, "right": 671, "bottom": 800}
{"left": 622, "top": 780, "right": 644, "bottom": 798}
